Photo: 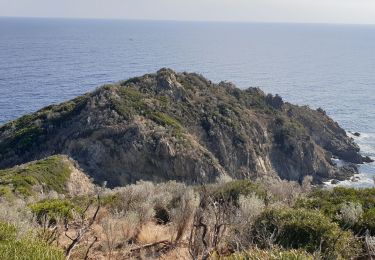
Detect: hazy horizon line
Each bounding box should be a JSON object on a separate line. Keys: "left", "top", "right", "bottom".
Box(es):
{"left": 1, "top": 15, "right": 375, "bottom": 27}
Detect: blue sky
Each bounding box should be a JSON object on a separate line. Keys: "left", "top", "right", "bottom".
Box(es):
{"left": 1, "top": 0, "right": 375, "bottom": 24}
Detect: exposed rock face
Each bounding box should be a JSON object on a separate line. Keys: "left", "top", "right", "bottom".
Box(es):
{"left": 0, "top": 69, "right": 368, "bottom": 187}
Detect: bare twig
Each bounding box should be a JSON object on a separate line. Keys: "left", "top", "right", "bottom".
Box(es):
{"left": 65, "top": 194, "right": 101, "bottom": 259}
{"left": 84, "top": 236, "right": 98, "bottom": 260}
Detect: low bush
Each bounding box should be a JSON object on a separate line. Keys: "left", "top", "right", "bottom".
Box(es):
{"left": 30, "top": 199, "right": 76, "bottom": 223}
{"left": 297, "top": 187, "right": 375, "bottom": 215}
{"left": 363, "top": 208, "right": 375, "bottom": 233}
{"left": 105, "top": 181, "right": 196, "bottom": 225}
{"left": 296, "top": 187, "right": 375, "bottom": 234}
{"left": 215, "top": 248, "right": 313, "bottom": 260}
{"left": 205, "top": 180, "right": 266, "bottom": 205}
{"left": 253, "top": 208, "right": 360, "bottom": 259}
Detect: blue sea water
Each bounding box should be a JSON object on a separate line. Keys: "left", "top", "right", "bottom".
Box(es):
{"left": 0, "top": 17, "right": 374, "bottom": 186}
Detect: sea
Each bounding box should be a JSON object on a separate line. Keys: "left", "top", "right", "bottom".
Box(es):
{"left": 0, "top": 17, "right": 374, "bottom": 187}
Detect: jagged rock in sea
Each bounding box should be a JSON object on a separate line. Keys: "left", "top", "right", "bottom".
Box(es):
{"left": 0, "top": 69, "right": 369, "bottom": 187}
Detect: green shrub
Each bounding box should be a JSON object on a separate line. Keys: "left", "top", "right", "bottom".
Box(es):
{"left": 205, "top": 180, "right": 266, "bottom": 205}
{"left": 254, "top": 208, "right": 360, "bottom": 259}
{"left": 216, "top": 248, "right": 313, "bottom": 260}
{"left": 296, "top": 187, "right": 375, "bottom": 234}
{"left": 30, "top": 199, "right": 76, "bottom": 223}
{"left": 0, "top": 155, "right": 71, "bottom": 197}
{"left": 363, "top": 208, "right": 375, "bottom": 233}
{"left": 0, "top": 222, "right": 63, "bottom": 260}
{"left": 297, "top": 187, "right": 375, "bottom": 214}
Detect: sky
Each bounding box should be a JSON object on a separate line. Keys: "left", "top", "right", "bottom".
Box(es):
{"left": 1, "top": 0, "right": 375, "bottom": 25}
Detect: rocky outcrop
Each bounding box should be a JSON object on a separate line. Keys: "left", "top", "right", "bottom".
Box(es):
{"left": 0, "top": 69, "right": 368, "bottom": 186}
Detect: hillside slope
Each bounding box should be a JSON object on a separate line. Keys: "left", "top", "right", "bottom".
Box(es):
{"left": 0, "top": 69, "right": 369, "bottom": 186}
{"left": 0, "top": 155, "right": 94, "bottom": 198}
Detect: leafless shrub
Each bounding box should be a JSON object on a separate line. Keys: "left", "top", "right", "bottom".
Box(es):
{"left": 108, "top": 181, "right": 157, "bottom": 225}
{"left": 99, "top": 210, "right": 142, "bottom": 258}
{"left": 336, "top": 202, "right": 363, "bottom": 228}
{"left": 238, "top": 193, "right": 265, "bottom": 222}
{"left": 230, "top": 193, "right": 265, "bottom": 250}
{"left": 99, "top": 181, "right": 199, "bottom": 258}
{"left": 170, "top": 189, "right": 199, "bottom": 244}
{"left": 108, "top": 181, "right": 194, "bottom": 226}
{"left": 252, "top": 220, "right": 278, "bottom": 249}
{"left": 101, "top": 218, "right": 117, "bottom": 259}
{"left": 217, "top": 174, "right": 233, "bottom": 184}
{"left": 264, "top": 177, "right": 310, "bottom": 206}
{"left": 188, "top": 191, "right": 237, "bottom": 260}
{"left": 302, "top": 175, "right": 313, "bottom": 193}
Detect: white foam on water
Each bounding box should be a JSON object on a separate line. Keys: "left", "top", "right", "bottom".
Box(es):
{"left": 348, "top": 132, "right": 375, "bottom": 156}
{"left": 325, "top": 132, "right": 375, "bottom": 188}
{"left": 331, "top": 158, "right": 347, "bottom": 167}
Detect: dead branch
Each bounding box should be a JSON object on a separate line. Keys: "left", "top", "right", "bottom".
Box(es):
{"left": 65, "top": 194, "right": 101, "bottom": 259}
{"left": 84, "top": 236, "right": 98, "bottom": 260}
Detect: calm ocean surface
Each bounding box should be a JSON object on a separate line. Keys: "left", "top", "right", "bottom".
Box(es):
{"left": 0, "top": 17, "right": 374, "bottom": 186}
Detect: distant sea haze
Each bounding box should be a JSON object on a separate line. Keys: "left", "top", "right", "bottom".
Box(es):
{"left": 0, "top": 17, "right": 374, "bottom": 186}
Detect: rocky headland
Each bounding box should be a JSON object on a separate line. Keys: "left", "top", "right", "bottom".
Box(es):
{"left": 0, "top": 69, "right": 370, "bottom": 187}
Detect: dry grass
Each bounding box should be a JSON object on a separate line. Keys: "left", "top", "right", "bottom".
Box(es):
{"left": 137, "top": 222, "right": 173, "bottom": 244}
{"left": 159, "top": 247, "right": 191, "bottom": 260}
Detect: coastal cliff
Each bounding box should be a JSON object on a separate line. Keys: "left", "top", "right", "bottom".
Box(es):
{"left": 0, "top": 69, "right": 368, "bottom": 186}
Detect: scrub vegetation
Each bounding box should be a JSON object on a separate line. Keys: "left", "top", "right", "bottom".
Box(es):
{"left": 1, "top": 168, "right": 375, "bottom": 259}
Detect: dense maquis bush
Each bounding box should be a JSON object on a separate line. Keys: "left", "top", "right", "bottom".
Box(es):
{"left": 253, "top": 208, "right": 360, "bottom": 259}
{"left": 296, "top": 187, "right": 375, "bottom": 234}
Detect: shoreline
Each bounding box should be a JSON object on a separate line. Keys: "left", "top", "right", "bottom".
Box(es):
{"left": 324, "top": 132, "right": 375, "bottom": 188}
